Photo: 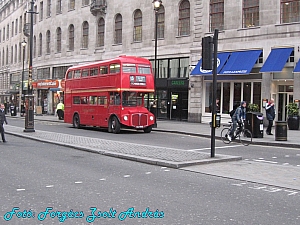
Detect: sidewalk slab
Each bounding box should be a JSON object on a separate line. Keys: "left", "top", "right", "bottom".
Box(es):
{"left": 5, "top": 125, "right": 242, "bottom": 169}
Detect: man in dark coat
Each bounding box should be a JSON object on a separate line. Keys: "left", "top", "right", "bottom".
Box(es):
{"left": 265, "top": 98, "right": 276, "bottom": 135}
{"left": 0, "top": 104, "right": 8, "bottom": 142}
{"left": 228, "top": 101, "right": 247, "bottom": 141}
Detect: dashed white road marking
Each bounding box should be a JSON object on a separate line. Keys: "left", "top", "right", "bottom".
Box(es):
{"left": 124, "top": 175, "right": 130, "bottom": 178}
{"left": 99, "top": 178, "right": 106, "bottom": 181}
{"left": 282, "top": 163, "right": 290, "bottom": 165}
{"left": 258, "top": 158, "right": 264, "bottom": 160}
{"left": 285, "top": 155, "right": 290, "bottom": 157}
{"left": 253, "top": 159, "right": 278, "bottom": 164}
{"left": 46, "top": 185, "right": 54, "bottom": 188}
{"left": 187, "top": 145, "right": 240, "bottom": 151}
{"left": 263, "top": 188, "right": 282, "bottom": 193}
{"left": 145, "top": 172, "right": 151, "bottom": 174}
{"left": 231, "top": 183, "right": 247, "bottom": 187}
{"left": 75, "top": 181, "right": 83, "bottom": 184}
{"left": 272, "top": 157, "right": 277, "bottom": 159}
{"left": 16, "top": 189, "right": 25, "bottom": 191}
{"left": 249, "top": 186, "right": 267, "bottom": 190}
{"left": 161, "top": 167, "right": 167, "bottom": 169}
{"left": 164, "top": 169, "right": 170, "bottom": 172}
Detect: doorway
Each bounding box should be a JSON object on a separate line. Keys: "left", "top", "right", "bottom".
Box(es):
{"left": 169, "top": 91, "right": 188, "bottom": 121}
{"left": 278, "top": 93, "right": 293, "bottom": 121}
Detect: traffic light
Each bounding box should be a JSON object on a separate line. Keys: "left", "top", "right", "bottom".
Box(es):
{"left": 202, "top": 36, "right": 213, "bottom": 70}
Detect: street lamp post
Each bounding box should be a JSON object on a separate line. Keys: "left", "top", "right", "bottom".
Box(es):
{"left": 153, "top": 0, "right": 162, "bottom": 128}
{"left": 21, "top": 39, "right": 27, "bottom": 116}
{"left": 24, "top": 0, "right": 35, "bottom": 132}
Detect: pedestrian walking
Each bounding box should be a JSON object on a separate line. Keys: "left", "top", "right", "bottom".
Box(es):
{"left": 56, "top": 101, "right": 65, "bottom": 120}
{"left": 0, "top": 103, "right": 8, "bottom": 142}
{"left": 228, "top": 101, "right": 247, "bottom": 141}
{"left": 265, "top": 98, "right": 276, "bottom": 135}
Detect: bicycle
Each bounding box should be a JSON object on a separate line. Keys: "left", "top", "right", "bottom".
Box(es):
{"left": 221, "top": 121, "right": 252, "bottom": 146}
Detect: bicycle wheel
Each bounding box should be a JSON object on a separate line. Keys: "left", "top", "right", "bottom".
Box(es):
{"left": 221, "top": 127, "right": 231, "bottom": 144}
{"left": 239, "top": 129, "right": 252, "bottom": 146}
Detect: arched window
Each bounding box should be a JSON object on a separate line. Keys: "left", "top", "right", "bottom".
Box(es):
{"left": 33, "top": 36, "right": 36, "bottom": 58}
{"left": 46, "top": 30, "right": 51, "bottom": 54}
{"left": 157, "top": 6, "right": 165, "bottom": 39}
{"left": 133, "top": 9, "right": 142, "bottom": 42}
{"left": 39, "top": 33, "right": 42, "bottom": 56}
{"left": 97, "top": 18, "right": 105, "bottom": 47}
{"left": 114, "top": 14, "right": 122, "bottom": 44}
{"left": 82, "top": 21, "right": 89, "bottom": 49}
{"left": 56, "top": 27, "right": 61, "bottom": 52}
{"left": 68, "top": 24, "right": 74, "bottom": 51}
{"left": 178, "top": 0, "right": 190, "bottom": 36}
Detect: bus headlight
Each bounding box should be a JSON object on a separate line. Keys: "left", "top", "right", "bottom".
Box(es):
{"left": 124, "top": 115, "right": 128, "bottom": 121}
{"left": 150, "top": 116, "right": 154, "bottom": 121}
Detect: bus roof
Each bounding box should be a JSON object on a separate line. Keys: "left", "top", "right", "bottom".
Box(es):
{"left": 68, "top": 55, "right": 151, "bottom": 70}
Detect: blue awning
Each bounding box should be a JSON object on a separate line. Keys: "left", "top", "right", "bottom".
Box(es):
{"left": 219, "top": 50, "right": 262, "bottom": 75}
{"left": 190, "top": 52, "right": 230, "bottom": 75}
{"left": 293, "top": 59, "right": 300, "bottom": 72}
{"left": 260, "top": 48, "right": 293, "bottom": 72}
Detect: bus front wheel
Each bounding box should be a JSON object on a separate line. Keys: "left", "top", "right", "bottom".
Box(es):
{"left": 143, "top": 126, "right": 152, "bottom": 133}
{"left": 111, "top": 116, "right": 120, "bottom": 134}
{"left": 73, "top": 114, "right": 81, "bottom": 129}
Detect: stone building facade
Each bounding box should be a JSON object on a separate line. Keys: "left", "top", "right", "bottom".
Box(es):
{"left": 0, "top": 0, "right": 299, "bottom": 122}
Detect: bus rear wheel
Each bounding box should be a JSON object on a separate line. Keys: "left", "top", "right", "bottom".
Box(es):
{"left": 143, "top": 126, "right": 152, "bottom": 133}
{"left": 111, "top": 116, "right": 120, "bottom": 134}
{"left": 73, "top": 114, "right": 81, "bottom": 128}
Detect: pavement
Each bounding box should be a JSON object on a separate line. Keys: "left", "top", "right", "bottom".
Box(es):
{"left": 4, "top": 113, "right": 300, "bottom": 190}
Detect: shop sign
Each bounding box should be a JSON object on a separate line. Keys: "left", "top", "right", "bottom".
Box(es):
{"left": 35, "top": 80, "right": 59, "bottom": 89}
{"left": 168, "top": 79, "right": 188, "bottom": 87}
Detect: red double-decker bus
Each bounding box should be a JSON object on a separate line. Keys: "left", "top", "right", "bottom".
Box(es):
{"left": 64, "top": 55, "right": 155, "bottom": 133}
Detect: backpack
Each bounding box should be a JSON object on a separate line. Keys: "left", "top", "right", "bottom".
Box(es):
{"left": 229, "top": 109, "right": 236, "bottom": 118}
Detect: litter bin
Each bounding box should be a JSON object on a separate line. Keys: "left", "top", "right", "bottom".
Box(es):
{"left": 246, "top": 112, "right": 264, "bottom": 138}
{"left": 275, "top": 121, "right": 287, "bottom": 141}
{"left": 10, "top": 105, "right": 17, "bottom": 116}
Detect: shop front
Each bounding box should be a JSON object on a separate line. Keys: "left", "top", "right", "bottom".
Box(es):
{"left": 32, "top": 79, "right": 63, "bottom": 115}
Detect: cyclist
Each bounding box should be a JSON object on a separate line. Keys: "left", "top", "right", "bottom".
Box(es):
{"left": 228, "top": 101, "right": 247, "bottom": 141}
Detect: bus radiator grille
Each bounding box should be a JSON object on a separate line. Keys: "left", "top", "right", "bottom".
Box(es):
{"left": 132, "top": 114, "right": 148, "bottom": 127}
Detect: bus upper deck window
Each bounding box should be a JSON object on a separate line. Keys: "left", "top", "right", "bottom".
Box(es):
{"left": 138, "top": 66, "right": 151, "bottom": 74}
{"left": 123, "top": 64, "right": 136, "bottom": 73}
{"left": 90, "top": 68, "right": 99, "bottom": 76}
{"left": 100, "top": 66, "right": 108, "bottom": 75}
{"left": 82, "top": 69, "right": 89, "bottom": 77}
{"left": 110, "top": 64, "right": 120, "bottom": 74}
{"left": 74, "top": 70, "right": 81, "bottom": 78}
{"left": 67, "top": 71, "right": 73, "bottom": 79}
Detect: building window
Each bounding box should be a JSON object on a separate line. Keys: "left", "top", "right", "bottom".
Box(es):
{"left": 56, "top": 27, "right": 61, "bottom": 52}
{"left": 53, "top": 66, "right": 71, "bottom": 79}
{"left": 11, "top": 46, "right": 13, "bottom": 64}
{"left": 114, "top": 14, "right": 122, "bottom": 44}
{"left": 33, "top": 36, "right": 36, "bottom": 58}
{"left": 19, "top": 43, "right": 21, "bottom": 63}
{"left": 97, "top": 18, "right": 105, "bottom": 47}
{"left": 11, "top": 21, "right": 14, "bottom": 37}
{"left": 243, "top": 0, "right": 259, "bottom": 28}
{"left": 40, "top": 2, "right": 44, "bottom": 21}
{"left": 56, "top": 0, "right": 62, "bottom": 14}
{"left": 68, "top": 24, "right": 74, "bottom": 51}
{"left": 69, "top": 0, "right": 75, "bottom": 10}
{"left": 82, "top": 21, "right": 89, "bottom": 49}
{"left": 210, "top": 0, "right": 224, "bottom": 31}
{"left": 34, "top": 5, "right": 37, "bottom": 24}
{"left": 178, "top": 0, "right": 190, "bottom": 36}
{"left": 82, "top": 0, "right": 89, "bottom": 6}
{"left": 47, "top": 0, "right": 51, "bottom": 17}
{"left": 157, "top": 6, "right": 165, "bottom": 39}
{"left": 281, "top": 0, "right": 300, "bottom": 23}
{"left": 46, "top": 30, "right": 50, "bottom": 54}
{"left": 133, "top": 9, "right": 142, "bottom": 42}
{"left": 2, "top": 28, "right": 4, "bottom": 41}
{"left": 15, "top": 19, "right": 18, "bottom": 35}
{"left": 19, "top": 16, "right": 22, "bottom": 33}
{"left": 2, "top": 49, "right": 4, "bottom": 66}
{"left": 14, "top": 44, "right": 17, "bottom": 63}
{"left": 6, "top": 24, "right": 9, "bottom": 39}
{"left": 39, "top": 33, "right": 42, "bottom": 56}
{"left": 6, "top": 47, "right": 8, "bottom": 65}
